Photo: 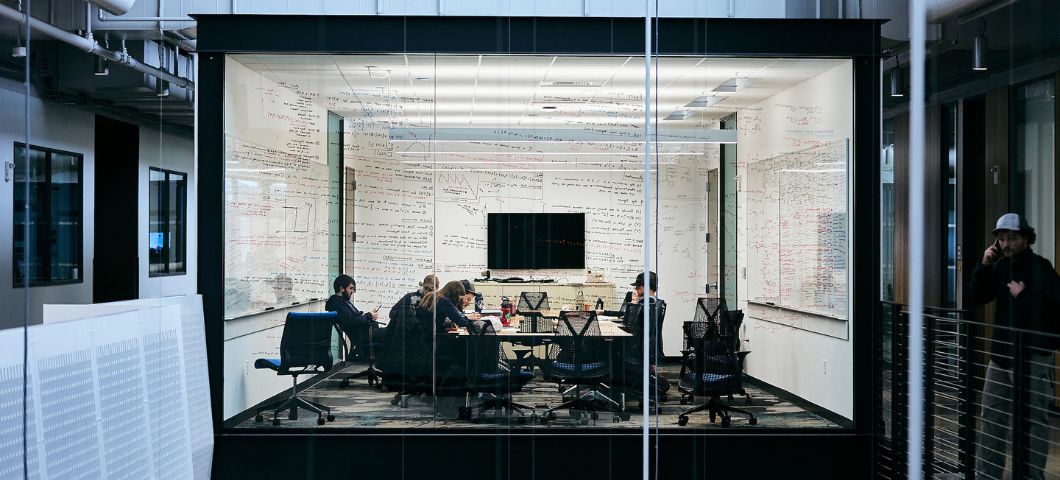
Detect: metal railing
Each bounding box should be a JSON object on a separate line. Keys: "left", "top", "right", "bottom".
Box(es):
{"left": 877, "top": 301, "right": 1060, "bottom": 480}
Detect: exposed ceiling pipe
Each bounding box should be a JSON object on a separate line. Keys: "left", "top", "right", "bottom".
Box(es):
{"left": 0, "top": 3, "right": 194, "bottom": 89}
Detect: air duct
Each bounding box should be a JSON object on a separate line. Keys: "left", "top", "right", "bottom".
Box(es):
{"left": 88, "top": 0, "right": 138, "bottom": 16}
{"left": 0, "top": 3, "right": 193, "bottom": 89}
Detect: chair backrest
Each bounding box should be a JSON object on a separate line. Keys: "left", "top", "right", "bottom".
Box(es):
{"left": 624, "top": 300, "right": 668, "bottom": 365}
{"left": 686, "top": 298, "right": 725, "bottom": 350}
{"left": 280, "top": 311, "right": 337, "bottom": 372}
{"left": 518, "top": 291, "right": 549, "bottom": 311}
{"left": 552, "top": 311, "right": 608, "bottom": 378}
{"left": 467, "top": 320, "right": 502, "bottom": 382}
{"left": 379, "top": 300, "right": 432, "bottom": 376}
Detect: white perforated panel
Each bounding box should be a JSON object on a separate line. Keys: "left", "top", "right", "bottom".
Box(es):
{"left": 37, "top": 351, "right": 103, "bottom": 479}
{"left": 0, "top": 364, "right": 42, "bottom": 480}
{"left": 96, "top": 340, "right": 151, "bottom": 479}
{"left": 144, "top": 330, "right": 193, "bottom": 480}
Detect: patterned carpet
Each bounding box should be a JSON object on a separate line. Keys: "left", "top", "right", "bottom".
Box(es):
{"left": 232, "top": 361, "right": 843, "bottom": 430}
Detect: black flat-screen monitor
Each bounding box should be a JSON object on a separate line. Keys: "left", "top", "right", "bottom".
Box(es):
{"left": 487, "top": 213, "right": 585, "bottom": 269}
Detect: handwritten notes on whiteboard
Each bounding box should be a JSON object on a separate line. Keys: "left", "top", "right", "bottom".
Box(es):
{"left": 746, "top": 140, "right": 848, "bottom": 319}
{"left": 224, "top": 58, "right": 333, "bottom": 318}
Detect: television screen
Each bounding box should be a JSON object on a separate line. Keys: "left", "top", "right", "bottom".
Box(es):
{"left": 487, "top": 213, "right": 585, "bottom": 269}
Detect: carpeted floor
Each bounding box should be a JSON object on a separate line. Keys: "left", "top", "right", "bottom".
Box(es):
{"left": 232, "top": 361, "right": 843, "bottom": 430}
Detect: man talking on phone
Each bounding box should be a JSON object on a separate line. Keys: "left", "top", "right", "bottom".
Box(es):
{"left": 971, "top": 213, "right": 1060, "bottom": 480}
{"left": 326, "top": 274, "right": 380, "bottom": 361}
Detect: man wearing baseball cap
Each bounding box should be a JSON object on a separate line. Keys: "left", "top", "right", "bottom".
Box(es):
{"left": 970, "top": 213, "right": 1060, "bottom": 479}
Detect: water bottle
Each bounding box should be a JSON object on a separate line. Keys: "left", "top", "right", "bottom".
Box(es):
{"left": 474, "top": 292, "right": 484, "bottom": 313}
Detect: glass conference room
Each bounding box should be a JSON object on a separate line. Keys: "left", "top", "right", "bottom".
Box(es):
{"left": 218, "top": 50, "right": 860, "bottom": 434}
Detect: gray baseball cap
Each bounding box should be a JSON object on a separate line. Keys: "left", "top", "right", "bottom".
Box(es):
{"left": 992, "top": 213, "right": 1034, "bottom": 235}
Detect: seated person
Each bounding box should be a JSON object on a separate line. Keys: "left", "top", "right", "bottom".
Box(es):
{"left": 325, "top": 274, "right": 379, "bottom": 360}
{"left": 619, "top": 271, "right": 671, "bottom": 399}
{"left": 390, "top": 274, "right": 439, "bottom": 322}
{"left": 415, "top": 280, "right": 481, "bottom": 331}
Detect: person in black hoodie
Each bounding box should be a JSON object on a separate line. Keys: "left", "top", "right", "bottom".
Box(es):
{"left": 970, "top": 213, "right": 1060, "bottom": 480}
{"left": 325, "top": 274, "right": 378, "bottom": 360}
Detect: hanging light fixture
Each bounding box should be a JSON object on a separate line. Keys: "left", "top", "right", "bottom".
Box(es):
{"left": 889, "top": 54, "right": 904, "bottom": 98}
{"left": 973, "top": 18, "right": 988, "bottom": 71}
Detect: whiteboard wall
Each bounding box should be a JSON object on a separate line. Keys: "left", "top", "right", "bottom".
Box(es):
{"left": 745, "top": 140, "right": 849, "bottom": 319}
{"left": 223, "top": 58, "right": 335, "bottom": 318}
{"left": 345, "top": 117, "right": 715, "bottom": 355}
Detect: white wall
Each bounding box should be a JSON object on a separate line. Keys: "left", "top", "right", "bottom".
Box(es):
{"left": 736, "top": 61, "right": 855, "bottom": 419}
{"left": 0, "top": 78, "right": 196, "bottom": 330}
{"left": 0, "top": 80, "right": 95, "bottom": 330}
{"left": 139, "top": 128, "right": 198, "bottom": 299}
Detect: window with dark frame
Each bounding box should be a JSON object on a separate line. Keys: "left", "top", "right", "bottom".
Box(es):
{"left": 149, "top": 167, "right": 187, "bottom": 276}
{"left": 13, "top": 143, "right": 84, "bottom": 287}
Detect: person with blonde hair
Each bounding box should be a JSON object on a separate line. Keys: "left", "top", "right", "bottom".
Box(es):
{"left": 389, "top": 274, "right": 440, "bottom": 322}
{"left": 416, "top": 280, "right": 479, "bottom": 331}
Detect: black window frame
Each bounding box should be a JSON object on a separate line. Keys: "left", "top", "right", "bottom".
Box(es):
{"left": 148, "top": 166, "right": 188, "bottom": 277}
{"left": 12, "top": 142, "right": 84, "bottom": 288}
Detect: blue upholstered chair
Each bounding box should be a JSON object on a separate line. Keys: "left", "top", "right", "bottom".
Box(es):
{"left": 253, "top": 311, "right": 338, "bottom": 426}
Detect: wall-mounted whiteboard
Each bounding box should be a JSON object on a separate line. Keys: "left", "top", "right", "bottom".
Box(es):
{"left": 223, "top": 58, "right": 335, "bottom": 318}
{"left": 746, "top": 139, "right": 849, "bottom": 319}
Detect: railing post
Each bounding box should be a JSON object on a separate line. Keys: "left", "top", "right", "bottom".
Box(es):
{"left": 957, "top": 318, "right": 977, "bottom": 480}
{"left": 893, "top": 307, "right": 908, "bottom": 475}
{"left": 921, "top": 314, "right": 936, "bottom": 478}
{"left": 1011, "top": 330, "right": 1030, "bottom": 480}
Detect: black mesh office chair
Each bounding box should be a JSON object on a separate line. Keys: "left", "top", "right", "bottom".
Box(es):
{"left": 693, "top": 297, "right": 726, "bottom": 324}
{"left": 688, "top": 297, "right": 750, "bottom": 405}
{"left": 458, "top": 320, "right": 535, "bottom": 422}
{"left": 253, "top": 311, "right": 338, "bottom": 426}
{"left": 677, "top": 310, "right": 756, "bottom": 427}
{"left": 539, "top": 311, "right": 629, "bottom": 424}
{"left": 517, "top": 291, "right": 549, "bottom": 311}
{"left": 337, "top": 316, "right": 384, "bottom": 388}
{"left": 621, "top": 301, "right": 670, "bottom": 410}
{"left": 377, "top": 301, "right": 433, "bottom": 408}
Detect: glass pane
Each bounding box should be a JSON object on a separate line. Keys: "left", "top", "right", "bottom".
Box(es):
{"left": 49, "top": 153, "right": 81, "bottom": 283}
{"left": 149, "top": 170, "right": 163, "bottom": 274}
{"left": 13, "top": 146, "right": 47, "bottom": 285}
{"left": 1015, "top": 78, "right": 1055, "bottom": 264}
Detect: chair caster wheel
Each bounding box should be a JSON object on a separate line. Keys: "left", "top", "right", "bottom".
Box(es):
{"left": 721, "top": 416, "right": 731, "bottom": 428}
{"left": 678, "top": 416, "right": 689, "bottom": 426}
{"left": 621, "top": 413, "right": 631, "bottom": 421}
{"left": 255, "top": 414, "right": 264, "bottom": 423}
{"left": 613, "top": 415, "right": 620, "bottom": 423}
{"left": 272, "top": 418, "right": 281, "bottom": 426}
{"left": 327, "top": 414, "right": 336, "bottom": 422}
{"left": 458, "top": 407, "right": 472, "bottom": 420}
{"left": 317, "top": 417, "right": 326, "bottom": 426}
{"left": 748, "top": 417, "right": 757, "bottom": 426}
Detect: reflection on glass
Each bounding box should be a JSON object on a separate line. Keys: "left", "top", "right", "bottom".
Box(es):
{"left": 13, "top": 144, "right": 82, "bottom": 286}
{"left": 149, "top": 168, "right": 187, "bottom": 276}
{"left": 1014, "top": 78, "right": 1055, "bottom": 264}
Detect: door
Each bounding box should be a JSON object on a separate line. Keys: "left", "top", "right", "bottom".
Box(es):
{"left": 93, "top": 115, "right": 139, "bottom": 302}
{"left": 344, "top": 166, "right": 356, "bottom": 275}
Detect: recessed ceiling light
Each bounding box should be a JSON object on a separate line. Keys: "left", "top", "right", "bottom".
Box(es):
{"left": 685, "top": 95, "right": 724, "bottom": 107}
{"left": 542, "top": 105, "right": 558, "bottom": 110}
{"left": 713, "top": 77, "right": 750, "bottom": 92}
{"left": 415, "top": 77, "right": 431, "bottom": 81}
{"left": 540, "top": 81, "right": 602, "bottom": 88}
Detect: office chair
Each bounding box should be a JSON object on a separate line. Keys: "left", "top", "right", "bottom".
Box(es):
{"left": 517, "top": 291, "right": 549, "bottom": 311}
{"left": 338, "top": 318, "right": 384, "bottom": 388}
{"left": 377, "top": 302, "right": 433, "bottom": 408}
{"left": 693, "top": 297, "right": 726, "bottom": 325}
{"left": 539, "top": 311, "right": 629, "bottom": 424}
{"left": 254, "top": 311, "right": 338, "bottom": 426}
{"left": 689, "top": 297, "right": 750, "bottom": 405}
{"left": 458, "top": 320, "right": 535, "bottom": 422}
{"left": 622, "top": 301, "right": 670, "bottom": 411}
{"left": 676, "top": 311, "right": 756, "bottom": 427}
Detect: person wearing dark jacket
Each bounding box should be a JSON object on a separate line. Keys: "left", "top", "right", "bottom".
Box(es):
{"left": 325, "top": 274, "right": 379, "bottom": 360}
{"left": 390, "top": 274, "right": 439, "bottom": 322}
{"left": 416, "top": 280, "right": 480, "bottom": 331}
{"left": 970, "top": 213, "right": 1060, "bottom": 480}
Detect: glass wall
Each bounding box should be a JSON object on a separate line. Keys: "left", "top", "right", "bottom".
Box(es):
{"left": 219, "top": 53, "right": 855, "bottom": 432}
